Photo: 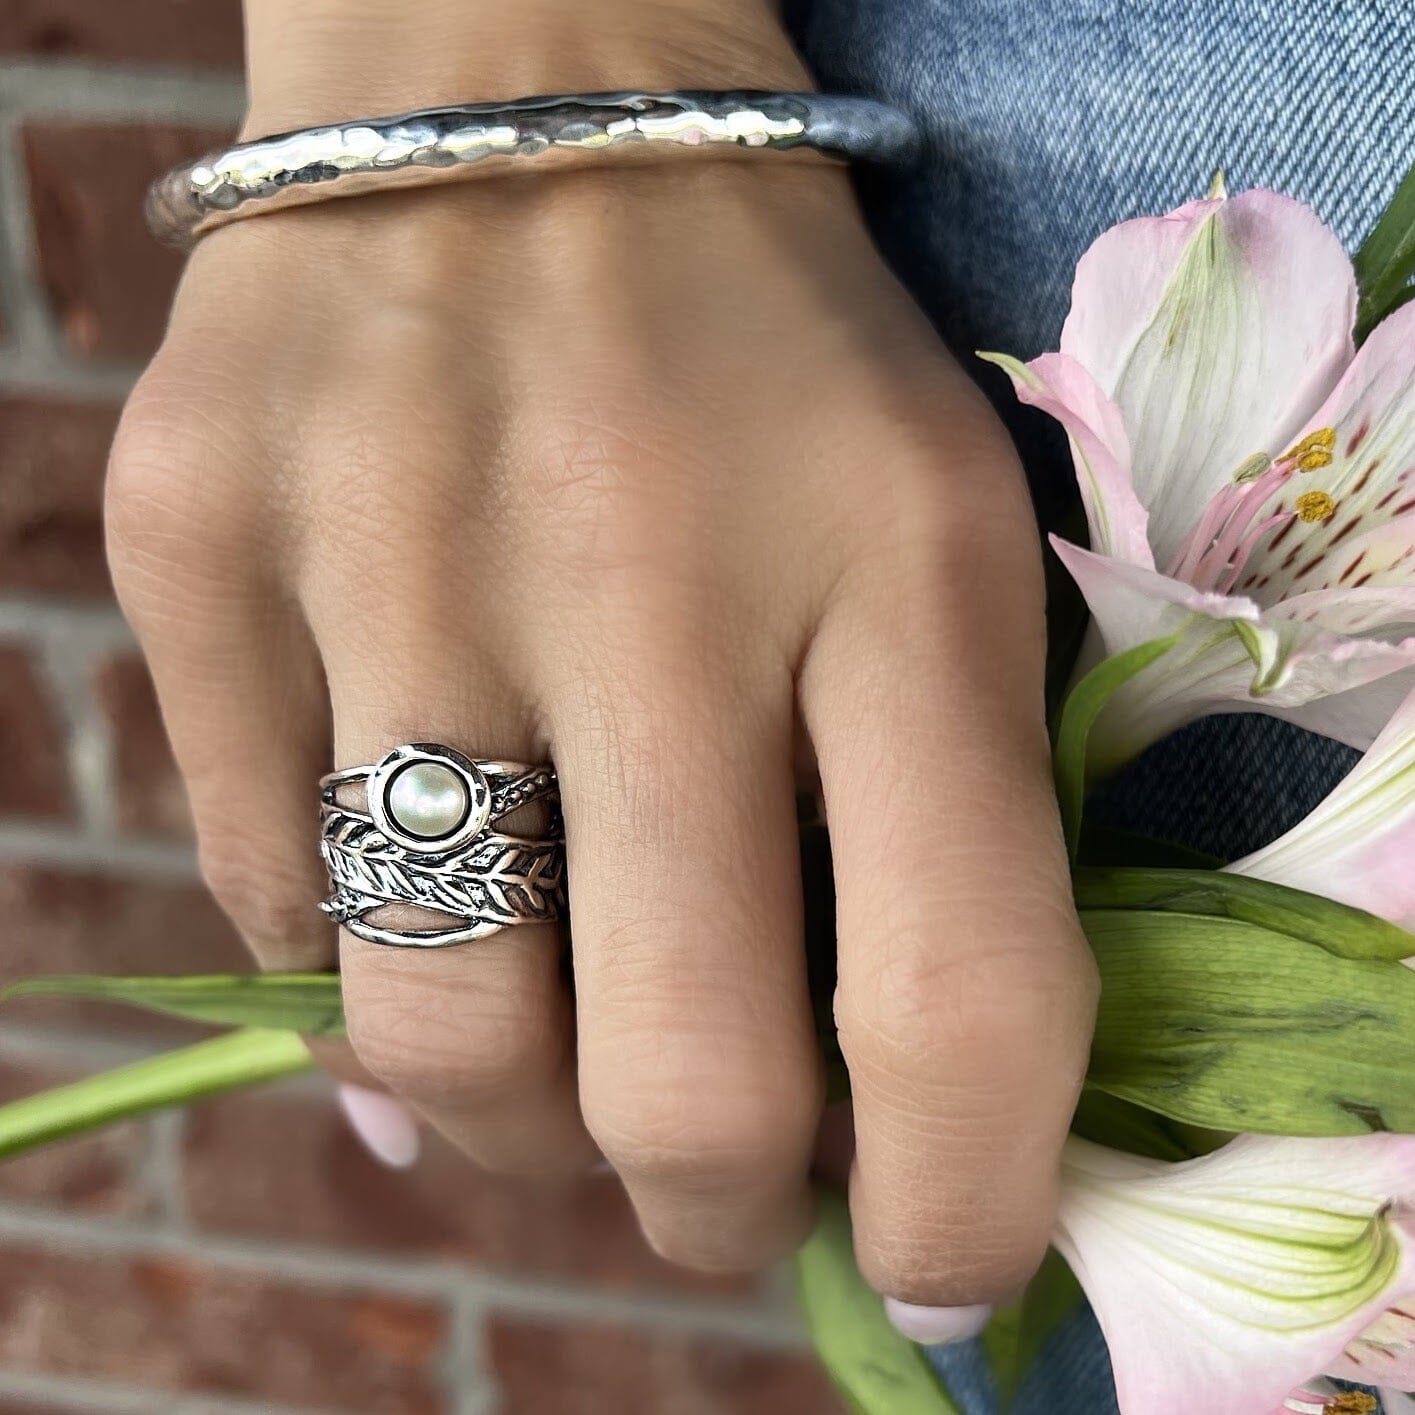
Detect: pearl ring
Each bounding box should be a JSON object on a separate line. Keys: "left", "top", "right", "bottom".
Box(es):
{"left": 318, "top": 744, "right": 566, "bottom": 948}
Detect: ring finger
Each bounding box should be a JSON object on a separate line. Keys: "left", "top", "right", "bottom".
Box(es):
{"left": 318, "top": 618, "right": 595, "bottom": 1176}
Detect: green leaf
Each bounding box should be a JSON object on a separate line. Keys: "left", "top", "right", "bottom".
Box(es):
{"left": 0, "top": 1028, "right": 312, "bottom": 1159}
{"left": 1051, "top": 635, "right": 1182, "bottom": 861}
{"left": 981, "top": 1250, "right": 1084, "bottom": 1409}
{"left": 1075, "top": 866, "right": 1415, "bottom": 962}
{"left": 4, "top": 972, "right": 346, "bottom": 1035}
{"left": 1084, "top": 907, "right": 1415, "bottom": 1135}
{"left": 1356, "top": 160, "right": 1415, "bottom": 341}
{"left": 795, "top": 1190, "right": 962, "bottom": 1415}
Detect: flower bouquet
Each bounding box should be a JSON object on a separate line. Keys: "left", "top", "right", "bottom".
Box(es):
{"left": 3, "top": 167, "right": 1414, "bottom": 1415}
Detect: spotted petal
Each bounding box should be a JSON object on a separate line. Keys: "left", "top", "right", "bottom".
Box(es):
{"left": 1060, "top": 190, "right": 1355, "bottom": 566}
{"left": 1326, "top": 1300, "right": 1415, "bottom": 1389}
{"left": 1056, "top": 1134, "right": 1415, "bottom": 1415}
{"left": 1241, "top": 303, "right": 1415, "bottom": 602}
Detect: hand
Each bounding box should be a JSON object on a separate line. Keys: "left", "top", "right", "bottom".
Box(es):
{"left": 106, "top": 0, "right": 1097, "bottom": 1302}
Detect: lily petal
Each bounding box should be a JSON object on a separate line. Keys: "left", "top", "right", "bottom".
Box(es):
{"left": 1056, "top": 1134, "right": 1415, "bottom": 1415}
{"left": 1244, "top": 303, "right": 1415, "bottom": 602}
{"left": 1061, "top": 190, "right": 1355, "bottom": 565}
{"left": 1326, "top": 1300, "right": 1415, "bottom": 1389}
{"left": 983, "top": 351, "right": 1153, "bottom": 565}
{"left": 1231, "top": 687, "right": 1415, "bottom": 931}
{"left": 1056, "top": 538, "right": 1415, "bottom": 765}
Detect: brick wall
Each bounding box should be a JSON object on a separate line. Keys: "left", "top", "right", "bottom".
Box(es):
{"left": 0, "top": 7, "right": 841, "bottom": 1411}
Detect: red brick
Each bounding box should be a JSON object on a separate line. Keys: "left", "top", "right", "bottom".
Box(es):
{"left": 94, "top": 653, "right": 192, "bottom": 838}
{"left": 0, "top": 1244, "right": 447, "bottom": 1413}
{"left": 0, "top": 645, "right": 70, "bottom": 820}
{"left": 0, "top": 1402, "right": 91, "bottom": 1415}
{"left": 0, "top": 397, "right": 118, "bottom": 597}
{"left": 488, "top": 1319, "right": 846, "bottom": 1415}
{"left": 0, "top": 1054, "right": 148, "bottom": 1216}
{"left": 0, "top": 0, "right": 242, "bottom": 69}
{"left": 184, "top": 1084, "right": 759, "bottom": 1298}
{"left": 0, "top": 865, "right": 246, "bottom": 1034}
{"left": 23, "top": 121, "right": 231, "bottom": 362}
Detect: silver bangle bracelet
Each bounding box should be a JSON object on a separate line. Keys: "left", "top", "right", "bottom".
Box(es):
{"left": 144, "top": 90, "right": 919, "bottom": 248}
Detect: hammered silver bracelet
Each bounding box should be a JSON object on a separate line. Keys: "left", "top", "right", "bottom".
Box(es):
{"left": 144, "top": 89, "right": 919, "bottom": 248}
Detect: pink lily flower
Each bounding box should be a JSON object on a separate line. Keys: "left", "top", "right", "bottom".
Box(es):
{"left": 1055, "top": 1133, "right": 1415, "bottom": 1415}
{"left": 1228, "top": 685, "right": 1415, "bottom": 932}
{"left": 988, "top": 188, "right": 1415, "bottom": 774}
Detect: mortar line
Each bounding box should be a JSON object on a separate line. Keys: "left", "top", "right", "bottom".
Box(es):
{"left": 0, "top": 1200, "right": 808, "bottom": 1347}
{"left": 0, "top": 596, "right": 135, "bottom": 646}
{"left": 136, "top": 1106, "right": 192, "bottom": 1229}
{"left": 0, "top": 108, "right": 58, "bottom": 358}
{"left": 0, "top": 1020, "right": 198, "bottom": 1069}
{"left": 0, "top": 346, "right": 142, "bottom": 397}
{"left": 0, "top": 820, "right": 198, "bottom": 878}
{"left": 0, "top": 59, "right": 246, "bottom": 125}
{"left": 0, "top": 1365, "right": 356, "bottom": 1415}
{"left": 33, "top": 623, "right": 119, "bottom": 838}
{"left": 443, "top": 1285, "right": 500, "bottom": 1415}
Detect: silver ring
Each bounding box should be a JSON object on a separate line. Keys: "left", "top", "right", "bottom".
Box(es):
{"left": 319, "top": 742, "right": 565, "bottom": 948}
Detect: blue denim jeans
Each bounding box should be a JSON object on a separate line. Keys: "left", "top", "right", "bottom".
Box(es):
{"left": 786, "top": 0, "right": 1413, "bottom": 1408}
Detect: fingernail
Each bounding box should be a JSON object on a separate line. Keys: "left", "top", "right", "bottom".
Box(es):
{"left": 884, "top": 1299, "right": 992, "bottom": 1346}
{"left": 337, "top": 1084, "right": 420, "bottom": 1169}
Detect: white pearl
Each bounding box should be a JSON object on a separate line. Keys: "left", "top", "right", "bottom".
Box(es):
{"left": 386, "top": 761, "right": 470, "bottom": 840}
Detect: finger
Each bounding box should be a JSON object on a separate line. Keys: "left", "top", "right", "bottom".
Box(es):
{"left": 322, "top": 637, "right": 595, "bottom": 1176}
{"left": 557, "top": 648, "right": 823, "bottom": 1272}
{"left": 801, "top": 519, "right": 1098, "bottom": 1306}
{"left": 107, "top": 458, "right": 334, "bottom": 971}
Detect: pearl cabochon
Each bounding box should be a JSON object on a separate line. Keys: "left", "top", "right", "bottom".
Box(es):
{"left": 385, "top": 760, "right": 472, "bottom": 840}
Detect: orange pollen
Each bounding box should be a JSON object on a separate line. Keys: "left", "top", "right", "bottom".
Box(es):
{"left": 1296, "top": 490, "right": 1338, "bottom": 523}
{"left": 1330, "top": 1395, "right": 1378, "bottom": 1414}
{"left": 1284, "top": 424, "right": 1335, "bottom": 458}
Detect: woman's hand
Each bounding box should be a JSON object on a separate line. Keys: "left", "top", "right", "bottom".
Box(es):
{"left": 105, "top": 0, "right": 1096, "bottom": 1306}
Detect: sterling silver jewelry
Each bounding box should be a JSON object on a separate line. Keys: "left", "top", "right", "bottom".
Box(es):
{"left": 145, "top": 90, "right": 919, "bottom": 247}
{"left": 319, "top": 743, "right": 566, "bottom": 948}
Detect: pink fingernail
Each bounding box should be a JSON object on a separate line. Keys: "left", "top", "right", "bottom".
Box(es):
{"left": 337, "top": 1084, "right": 420, "bottom": 1169}
{"left": 884, "top": 1299, "right": 992, "bottom": 1345}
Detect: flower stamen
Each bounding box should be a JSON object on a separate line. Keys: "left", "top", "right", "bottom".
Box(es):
{"left": 1296, "top": 490, "right": 1338, "bottom": 523}
{"left": 1169, "top": 458, "right": 1297, "bottom": 590}
{"left": 1282, "top": 427, "right": 1338, "bottom": 465}
{"left": 1329, "top": 1396, "right": 1378, "bottom": 1415}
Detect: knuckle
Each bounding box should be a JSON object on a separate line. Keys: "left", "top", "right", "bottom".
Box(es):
{"left": 838, "top": 925, "right": 1096, "bottom": 1093}
{"left": 105, "top": 368, "right": 255, "bottom": 602}
{"left": 843, "top": 446, "right": 1042, "bottom": 611}
{"left": 585, "top": 1074, "right": 815, "bottom": 1191}
{"left": 344, "top": 1023, "right": 467, "bottom": 1108}
{"left": 343, "top": 965, "right": 560, "bottom": 1108}
{"left": 197, "top": 837, "right": 321, "bottom": 964}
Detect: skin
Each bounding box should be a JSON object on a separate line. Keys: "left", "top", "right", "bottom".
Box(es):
{"left": 106, "top": 0, "right": 1097, "bottom": 1303}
